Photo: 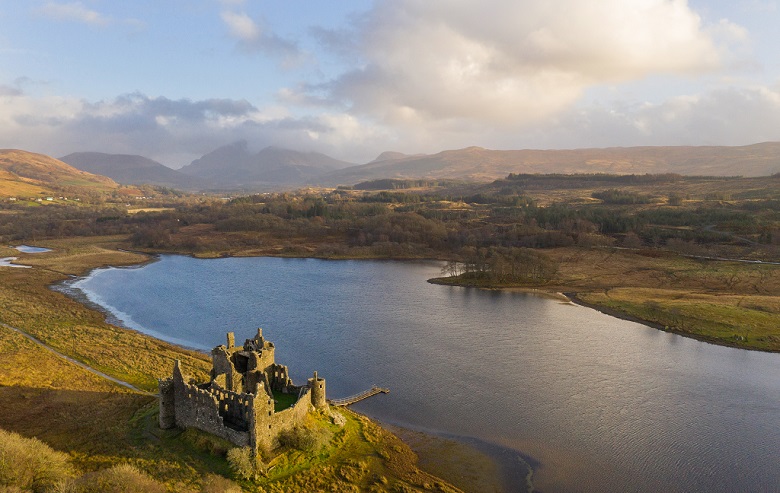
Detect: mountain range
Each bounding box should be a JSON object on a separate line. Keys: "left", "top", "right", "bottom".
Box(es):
{"left": 60, "top": 152, "right": 204, "bottom": 190}
{"left": 178, "top": 141, "right": 354, "bottom": 189}
{"left": 37, "top": 141, "right": 780, "bottom": 192}
{"left": 322, "top": 142, "right": 780, "bottom": 185}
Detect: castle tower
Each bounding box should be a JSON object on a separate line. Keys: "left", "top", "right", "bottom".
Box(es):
{"left": 158, "top": 360, "right": 181, "bottom": 429}
{"left": 227, "top": 332, "right": 235, "bottom": 348}
{"left": 158, "top": 377, "right": 176, "bottom": 429}
{"left": 308, "top": 371, "right": 327, "bottom": 410}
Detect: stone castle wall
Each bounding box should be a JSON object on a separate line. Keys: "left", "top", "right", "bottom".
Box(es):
{"left": 166, "top": 363, "right": 251, "bottom": 447}
{"left": 160, "top": 330, "right": 326, "bottom": 454}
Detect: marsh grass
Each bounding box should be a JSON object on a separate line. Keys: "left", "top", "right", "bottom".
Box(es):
{"left": 0, "top": 236, "right": 463, "bottom": 492}
{"left": 580, "top": 288, "right": 780, "bottom": 350}
{"left": 0, "top": 238, "right": 211, "bottom": 392}
{"left": 542, "top": 248, "right": 780, "bottom": 351}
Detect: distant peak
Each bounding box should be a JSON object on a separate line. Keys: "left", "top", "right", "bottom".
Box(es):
{"left": 229, "top": 140, "right": 249, "bottom": 149}
{"left": 370, "top": 151, "right": 411, "bottom": 163}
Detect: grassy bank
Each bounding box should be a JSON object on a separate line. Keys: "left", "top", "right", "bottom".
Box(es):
{"left": 0, "top": 236, "right": 464, "bottom": 492}
{"left": 433, "top": 247, "right": 780, "bottom": 352}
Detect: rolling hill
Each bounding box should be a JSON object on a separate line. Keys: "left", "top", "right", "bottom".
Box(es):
{"left": 0, "top": 149, "right": 118, "bottom": 197}
{"left": 321, "top": 142, "right": 780, "bottom": 185}
{"left": 60, "top": 152, "right": 204, "bottom": 190}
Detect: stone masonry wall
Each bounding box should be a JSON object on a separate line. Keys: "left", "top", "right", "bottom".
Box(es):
{"left": 171, "top": 362, "right": 250, "bottom": 447}
{"left": 253, "top": 387, "right": 314, "bottom": 449}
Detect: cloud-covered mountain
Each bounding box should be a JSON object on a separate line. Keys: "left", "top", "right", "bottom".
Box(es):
{"left": 179, "top": 141, "right": 355, "bottom": 189}
{"left": 60, "top": 152, "right": 204, "bottom": 190}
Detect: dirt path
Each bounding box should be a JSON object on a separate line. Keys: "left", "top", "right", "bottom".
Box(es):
{"left": 0, "top": 321, "right": 155, "bottom": 396}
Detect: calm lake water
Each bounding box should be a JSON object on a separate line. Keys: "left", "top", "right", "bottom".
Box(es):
{"left": 67, "top": 255, "right": 780, "bottom": 492}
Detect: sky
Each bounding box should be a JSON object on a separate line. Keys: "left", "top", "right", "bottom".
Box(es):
{"left": 1, "top": 0, "right": 780, "bottom": 168}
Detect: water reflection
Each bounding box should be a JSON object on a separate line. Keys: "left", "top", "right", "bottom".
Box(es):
{"left": 69, "top": 255, "right": 780, "bottom": 493}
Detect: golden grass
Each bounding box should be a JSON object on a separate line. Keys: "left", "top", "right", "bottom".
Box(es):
{"left": 0, "top": 325, "right": 120, "bottom": 392}
{"left": 0, "top": 177, "right": 51, "bottom": 197}
{"left": 247, "top": 409, "right": 462, "bottom": 493}
{"left": 579, "top": 288, "right": 780, "bottom": 351}
{"left": 127, "top": 207, "right": 175, "bottom": 214}
{"left": 0, "top": 235, "right": 465, "bottom": 492}
{"left": 0, "top": 237, "right": 210, "bottom": 392}
{"left": 0, "top": 149, "right": 117, "bottom": 191}
{"left": 537, "top": 247, "right": 780, "bottom": 351}
{"left": 547, "top": 248, "right": 779, "bottom": 294}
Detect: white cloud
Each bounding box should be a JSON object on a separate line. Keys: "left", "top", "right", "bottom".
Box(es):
{"left": 220, "top": 11, "right": 259, "bottom": 41}
{"left": 219, "top": 9, "right": 302, "bottom": 64}
{"left": 503, "top": 83, "right": 780, "bottom": 150}
{"left": 2, "top": 82, "right": 780, "bottom": 167}
{"left": 36, "top": 2, "right": 112, "bottom": 26}
{"left": 2, "top": 0, "right": 775, "bottom": 166}
{"left": 299, "top": 0, "right": 743, "bottom": 128}
{"left": 0, "top": 92, "right": 374, "bottom": 165}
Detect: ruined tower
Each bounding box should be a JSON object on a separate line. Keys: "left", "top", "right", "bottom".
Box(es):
{"left": 308, "top": 371, "right": 327, "bottom": 410}
{"left": 158, "top": 329, "right": 327, "bottom": 452}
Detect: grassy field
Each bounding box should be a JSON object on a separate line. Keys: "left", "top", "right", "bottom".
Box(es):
{"left": 576, "top": 288, "right": 780, "bottom": 350}
{"left": 548, "top": 248, "right": 780, "bottom": 351}
{"left": 0, "top": 236, "right": 465, "bottom": 492}
{"left": 434, "top": 246, "right": 780, "bottom": 351}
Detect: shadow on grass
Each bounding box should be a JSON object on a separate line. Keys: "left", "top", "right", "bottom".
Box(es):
{"left": 0, "top": 385, "right": 232, "bottom": 481}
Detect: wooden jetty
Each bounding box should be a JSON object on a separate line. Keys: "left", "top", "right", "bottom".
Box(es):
{"left": 328, "top": 386, "right": 389, "bottom": 407}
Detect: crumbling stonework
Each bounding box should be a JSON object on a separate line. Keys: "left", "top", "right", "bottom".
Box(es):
{"left": 159, "top": 328, "right": 327, "bottom": 453}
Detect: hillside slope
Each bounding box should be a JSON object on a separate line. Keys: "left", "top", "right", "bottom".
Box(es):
{"left": 180, "top": 141, "right": 355, "bottom": 188}
{"left": 322, "top": 142, "right": 780, "bottom": 185}
{"left": 0, "top": 149, "right": 118, "bottom": 197}
{"left": 60, "top": 152, "right": 204, "bottom": 189}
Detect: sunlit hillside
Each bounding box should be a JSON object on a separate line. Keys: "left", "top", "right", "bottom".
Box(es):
{"left": 0, "top": 149, "right": 118, "bottom": 198}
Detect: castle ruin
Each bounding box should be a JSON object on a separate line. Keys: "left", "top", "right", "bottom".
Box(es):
{"left": 158, "top": 329, "right": 327, "bottom": 452}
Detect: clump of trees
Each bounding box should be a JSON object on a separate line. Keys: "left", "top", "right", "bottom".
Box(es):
{"left": 3, "top": 172, "right": 778, "bottom": 264}
{"left": 442, "top": 247, "right": 557, "bottom": 284}
{"left": 592, "top": 189, "right": 654, "bottom": 205}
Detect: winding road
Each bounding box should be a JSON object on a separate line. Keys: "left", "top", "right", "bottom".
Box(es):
{"left": 0, "top": 321, "right": 155, "bottom": 396}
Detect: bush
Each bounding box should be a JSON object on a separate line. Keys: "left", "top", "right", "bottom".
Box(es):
{"left": 226, "top": 447, "right": 270, "bottom": 481}
{"left": 277, "top": 424, "right": 333, "bottom": 453}
{"left": 0, "top": 428, "right": 73, "bottom": 492}
{"left": 200, "top": 474, "right": 242, "bottom": 493}
{"left": 66, "top": 464, "right": 166, "bottom": 493}
{"left": 592, "top": 189, "right": 653, "bottom": 204}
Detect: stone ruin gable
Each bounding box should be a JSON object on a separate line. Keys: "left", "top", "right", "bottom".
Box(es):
{"left": 267, "top": 363, "right": 294, "bottom": 393}
{"left": 160, "top": 360, "right": 252, "bottom": 447}
{"left": 210, "top": 329, "right": 293, "bottom": 395}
